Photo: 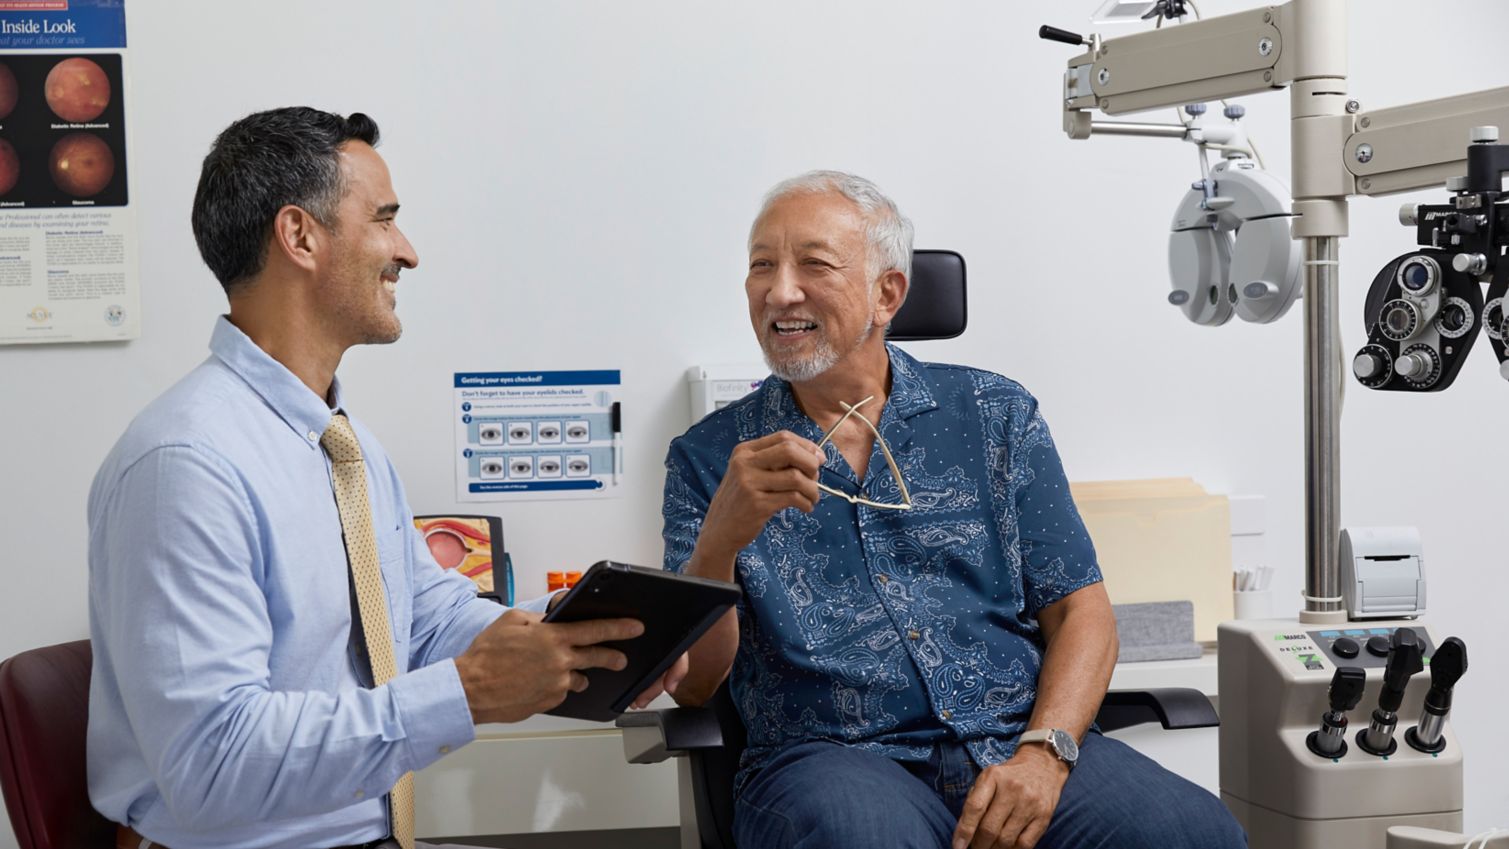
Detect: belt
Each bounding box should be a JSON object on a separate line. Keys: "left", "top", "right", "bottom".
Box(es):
{"left": 117, "top": 824, "right": 397, "bottom": 849}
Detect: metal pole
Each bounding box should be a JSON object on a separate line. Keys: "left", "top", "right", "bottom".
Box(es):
{"left": 1303, "top": 236, "right": 1344, "bottom": 617}
{"left": 1089, "top": 121, "right": 1190, "bottom": 139}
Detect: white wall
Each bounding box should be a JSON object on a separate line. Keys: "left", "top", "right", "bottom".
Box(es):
{"left": 2, "top": 0, "right": 1507, "bottom": 842}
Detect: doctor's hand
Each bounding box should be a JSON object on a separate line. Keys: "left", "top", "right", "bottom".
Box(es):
{"left": 455, "top": 608, "right": 644, "bottom": 724}
{"left": 953, "top": 745, "right": 1070, "bottom": 849}
{"left": 699, "top": 432, "right": 824, "bottom": 559}
{"left": 628, "top": 651, "right": 690, "bottom": 710}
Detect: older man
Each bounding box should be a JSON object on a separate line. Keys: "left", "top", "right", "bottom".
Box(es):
{"left": 660, "top": 171, "right": 1244, "bottom": 849}
{"left": 87, "top": 108, "right": 677, "bottom": 849}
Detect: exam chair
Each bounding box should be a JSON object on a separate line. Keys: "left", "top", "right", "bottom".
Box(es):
{"left": 618, "top": 249, "right": 1219, "bottom": 849}
{"left": 0, "top": 640, "right": 115, "bottom": 849}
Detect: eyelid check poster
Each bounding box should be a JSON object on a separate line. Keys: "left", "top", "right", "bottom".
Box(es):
{"left": 0, "top": 0, "right": 138, "bottom": 345}
{"left": 454, "top": 370, "right": 624, "bottom": 502}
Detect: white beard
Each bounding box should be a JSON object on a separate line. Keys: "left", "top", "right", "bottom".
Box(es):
{"left": 763, "top": 313, "right": 875, "bottom": 383}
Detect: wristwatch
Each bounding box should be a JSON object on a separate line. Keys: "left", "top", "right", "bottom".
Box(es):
{"left": 1020, "top": 728, "right": 1079, "bottom": 769}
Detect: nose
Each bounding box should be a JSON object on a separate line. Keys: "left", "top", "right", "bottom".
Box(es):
{"left": 394, "top": 225, "right": 418, "bottom": 270}
{"left": 765, "top": 262, "right": 804, "bottom": 308}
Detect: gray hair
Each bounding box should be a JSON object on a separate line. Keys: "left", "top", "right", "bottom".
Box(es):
{"left": 751, "top": 170, "right": 914, "bottom": 282}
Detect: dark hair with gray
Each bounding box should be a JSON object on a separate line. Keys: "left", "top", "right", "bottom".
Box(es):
{"left": 191, "top": 107, "right": 380, "bottom": 292}
{"left": 752, "top": 170, "right": 915, "bottom": 281}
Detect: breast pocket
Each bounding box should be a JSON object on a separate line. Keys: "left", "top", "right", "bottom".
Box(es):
{"left": 372, "top": 521, "right": 413, "bottom": 672}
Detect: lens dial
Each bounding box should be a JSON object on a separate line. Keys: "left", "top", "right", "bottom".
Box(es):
{"left": 1379, "top": 299, "right": 1420, "bottom": 341}
{"left": 1434, "top": 296, "right": 1475, "bottom": 339}
{"left": 1484, "top": 297, "right": 1505, "bottom": 341}
{"left": 1353, "top": 344, "right": 1393, "bottom": 388}
{"left": 1396, "top": 344, "right": 1442, "bottom": 387}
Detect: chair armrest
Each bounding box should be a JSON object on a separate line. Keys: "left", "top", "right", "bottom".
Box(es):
{"left": 1096, "top": 688, "right": 1218, "bottom": 733}
{"left": 615, "top": 707, "right": 725, "bottom": 764}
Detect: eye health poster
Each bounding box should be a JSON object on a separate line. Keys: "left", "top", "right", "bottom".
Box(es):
{"left": 454, "top": 370, "right": 623, "bottom": 502}
{"left": 0, "top": 0, "right": 138, "bottom": 345}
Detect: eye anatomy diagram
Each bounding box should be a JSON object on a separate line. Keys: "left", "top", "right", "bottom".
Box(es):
{"left": 455, "top": 369, "right": 622, "bottom": 502}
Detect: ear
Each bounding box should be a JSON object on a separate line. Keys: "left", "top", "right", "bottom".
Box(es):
{"left": 269, "top": 204, "right": 326, "bottom": 275}
{"left": 872, "top": 268, "right": 909, "bottom": 326}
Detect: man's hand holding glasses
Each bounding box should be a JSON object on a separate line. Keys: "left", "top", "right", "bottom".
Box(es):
{"left": 696, "top": 432, "right": 826, "bottom": 572}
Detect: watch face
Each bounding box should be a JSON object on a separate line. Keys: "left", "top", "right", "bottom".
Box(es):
{"left": 1052, "top": 729, "right": 1079, "bottom": 763}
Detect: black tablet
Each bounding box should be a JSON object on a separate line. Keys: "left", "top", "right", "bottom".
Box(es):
{"left": 542, "top": 561, "right": 740, "bottom": 721}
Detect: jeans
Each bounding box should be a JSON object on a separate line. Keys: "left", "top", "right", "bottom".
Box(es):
{"left": 733, "top": 731, "right": 1247, "bottom": 849}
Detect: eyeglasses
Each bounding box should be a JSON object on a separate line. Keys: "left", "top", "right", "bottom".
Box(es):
{"left": 814, "top": 395, "right": 913, "bottom": 511}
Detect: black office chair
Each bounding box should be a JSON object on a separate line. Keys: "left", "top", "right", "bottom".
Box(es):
{"left": 619, "top": 249, "right": 1219, "bottom": 849}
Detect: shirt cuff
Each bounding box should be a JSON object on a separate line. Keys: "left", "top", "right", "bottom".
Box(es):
{"left": 389, "top": 658, "right": 476, "bottom": 772}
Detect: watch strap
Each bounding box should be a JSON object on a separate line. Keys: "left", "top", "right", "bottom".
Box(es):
{"left": 1020, "top": 729, "right": 1052, "bottom": 745}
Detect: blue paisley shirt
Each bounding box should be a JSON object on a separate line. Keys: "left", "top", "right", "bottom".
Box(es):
{"left": 661, "top": 344, "right": 1102, "bottom": 791}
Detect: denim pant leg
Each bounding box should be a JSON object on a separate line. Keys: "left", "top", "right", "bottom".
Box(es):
{"left": 1037, "top": 731, "right": 1247, "bottom": 849}
{"left": 734, "top": 741, "right": 957, "bottom": 849}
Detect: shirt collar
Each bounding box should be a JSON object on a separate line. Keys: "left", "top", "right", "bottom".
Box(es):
{"left": 209, "top": 316, "right": 341, "bottom": 448}
{"left": 759, "top": 342, "right": 939, "bottom": 437}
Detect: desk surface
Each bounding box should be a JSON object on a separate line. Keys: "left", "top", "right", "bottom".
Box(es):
{"left": 1109, "top": 647, "right": 1218, "bottom": 696}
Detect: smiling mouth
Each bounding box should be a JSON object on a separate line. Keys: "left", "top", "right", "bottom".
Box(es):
{"left": 772, "top": 319, "right": 818, "bottom": 337}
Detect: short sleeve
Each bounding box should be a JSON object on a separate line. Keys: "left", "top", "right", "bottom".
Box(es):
{"left": 1011, "top": 400, "right": 1102, "bottom": 616}
{"left": 661, "top": 438, "right": 710, "bottom": 575}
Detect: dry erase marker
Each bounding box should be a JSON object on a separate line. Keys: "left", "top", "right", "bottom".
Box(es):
{"left": 611, "top": 401, "right": 622, "bottom": 485}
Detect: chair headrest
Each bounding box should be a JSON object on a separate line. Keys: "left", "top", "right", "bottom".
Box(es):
{"left": 888, "top": 249, "right": 967, "bottom": 341}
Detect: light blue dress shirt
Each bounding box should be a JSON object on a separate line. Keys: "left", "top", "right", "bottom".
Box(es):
{"left": 87, "top": 317, "right": 547, "bottom": 848}
{"left": 662, "top": 345, "right": 1102, "bottom": 794}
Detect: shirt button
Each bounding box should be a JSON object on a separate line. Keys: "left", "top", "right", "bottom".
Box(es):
{"left": 877, "top": 574, "right": 889, "bottom": 584}
{"left": 354, "top": 789, "right": 365, "bottom": 799}
{"left": 439, "top": 745, "right": 451, "bottom": 754}
{"left": 307, "top": 430, "right": 319, "bottom": 442}
{"left": 908, "top": 629, "right": 920, "bottom": 640}
{"left": 941, "top": 709, "right": 953, "bottom": 720}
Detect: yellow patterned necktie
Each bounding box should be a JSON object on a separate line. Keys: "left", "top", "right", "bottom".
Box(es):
{"left": 321, "top": 413, "right": 416, "bottom": 849}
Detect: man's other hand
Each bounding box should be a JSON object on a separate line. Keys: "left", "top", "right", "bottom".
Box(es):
{"left": 628, "top": 651, "right": 689, "bottom": 710}
{"left": 456, "top": 608, "right": 644, "bottom": 724}
{"left": 952, "top": 745, "right": 1070, "bottom": 849}
{"left": 700, "top": 431, "right": 824, "bottom": 557}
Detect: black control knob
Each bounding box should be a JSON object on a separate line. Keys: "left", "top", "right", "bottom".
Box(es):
{"left": 1332, "top": 637, "right": 1360, "bottom": 659}
{"left": 1366, "top": 635, "right": 1391, "bottom": 657}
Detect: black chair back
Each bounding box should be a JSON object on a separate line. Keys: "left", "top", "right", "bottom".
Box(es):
{"left": 890, "top": 250, "right": 967, "bottom": 340}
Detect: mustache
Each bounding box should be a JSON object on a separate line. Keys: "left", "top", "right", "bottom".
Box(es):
{"left": 382, "top": 265, "right": 403, "bottom": 280}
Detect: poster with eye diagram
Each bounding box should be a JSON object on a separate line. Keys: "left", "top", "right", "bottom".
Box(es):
{"left": 455, "top": 370, "right": 623, "bottom": 502}
{"left": 0, "top": 0, "right": 137, "bottom": 344}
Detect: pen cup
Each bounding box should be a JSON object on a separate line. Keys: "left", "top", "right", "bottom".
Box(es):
{"left": 1233, "top": 589, "right": 1272, "bottom": 620}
